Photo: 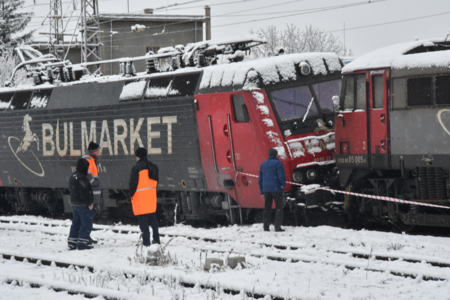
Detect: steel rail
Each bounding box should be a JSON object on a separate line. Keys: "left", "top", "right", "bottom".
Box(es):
{"left": 0, "top": 252, "right": 284, "bottom": 300}
{"left": 2, "top": 220, "right": 450, "bottom": 271}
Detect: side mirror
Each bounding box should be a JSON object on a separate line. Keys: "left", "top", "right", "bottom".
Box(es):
{"left": 332, "top": 95, "right": 340, "bottom": 113}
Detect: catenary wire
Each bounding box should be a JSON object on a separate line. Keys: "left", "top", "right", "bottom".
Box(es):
{"left": 93, "top": 0, "right": 387, "bottom": 41}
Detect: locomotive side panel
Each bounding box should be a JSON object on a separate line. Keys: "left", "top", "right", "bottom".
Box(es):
{"left": 196, "top": 90, "right": 292, "bottom": 209}
{"left": 0, "top": 80, "right": 207, "bottom": 192}
{"left": 390, "top": 75, "right": 450, "bottom": 169}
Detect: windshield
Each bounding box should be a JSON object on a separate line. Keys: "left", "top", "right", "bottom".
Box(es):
{"left": 312, "top": 79, "right": 342, "bottom": 113}
{"left": 270, "top": 85, "right": 318, "bottom": 121}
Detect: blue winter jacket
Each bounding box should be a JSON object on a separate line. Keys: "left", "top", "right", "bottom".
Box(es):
{"left": 258, "top": 156, "right": 286, "bottom": 194}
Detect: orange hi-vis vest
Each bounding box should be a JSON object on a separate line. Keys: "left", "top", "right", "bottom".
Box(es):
{"left": 82, "top": 155, "right": 98, "bottom": 177}
{"left": 131, "top": 169, "right": 158, "bottom": 215}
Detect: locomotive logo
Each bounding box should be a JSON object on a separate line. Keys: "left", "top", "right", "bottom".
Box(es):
{"left": 8, "top": 114, "right": 45, "bottom": 177}
{"left": 438, "top": 109, "right": 450, "bottom": 136}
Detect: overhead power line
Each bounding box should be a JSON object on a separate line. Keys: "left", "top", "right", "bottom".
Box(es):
{"left": 94, "top": 0, "right": 387, "bottom": 42}
{"left": 325, "top": 11, "right": 450, "bottom": 33}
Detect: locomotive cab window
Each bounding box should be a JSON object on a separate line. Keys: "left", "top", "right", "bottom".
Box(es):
{"left": 30, "top": 89, "right": 52, "bottom": 109}
{"left": 119, "top": 80, "right": 146, "bottom": 102}
{"left": 372, "top": 75, "right": 384, "bottom": 109}
{"left": 9, "top": 91, "right": 33, "bottom": 110}
{"left": 343, "top": 75, "right": 366, "bottom": 111}
{"left": 145, "top": 76, "right": 173, "bottom": 99}
{"left": 436, "top": 76, "right": 450, "bottom": 105}
{"left": 407, "top": 77, "right": 432, "bottom": 106}
{"left": 270, "top": 85, "right": 318, "bottom": 121}
{"left": 170, "top": 73, "right": 200, "bottom": 98}
{"left": 355, "top": 75, "right": 367, "bottom": 110}
{"left": 343, "top": 76, "right": 355, "bottom": 111}
{"left": 0, "top": 92, "right": 14, "bottom": 110}
{"left": 312, "top": 79, "right": 342, "bottom": 113}
{"left": 232, "top": 94, "right": 250, "bottom": 123}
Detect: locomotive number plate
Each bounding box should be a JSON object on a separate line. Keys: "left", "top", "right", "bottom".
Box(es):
{"left": 336, "top": 154, "right": 369, "bottom": 168}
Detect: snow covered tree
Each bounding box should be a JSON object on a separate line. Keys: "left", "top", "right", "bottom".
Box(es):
{"left": 0, "top": 0, "right": 35, "bottom": 49}
{"left": 0, "top": 49, "right": 28, "bottom": 86}
{"left": 250, "top": 24, "right": 353, "bottom": 58}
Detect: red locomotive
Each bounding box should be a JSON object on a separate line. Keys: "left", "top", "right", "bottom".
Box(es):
{"left": 335, "top": 38, "right": 450, "bottom": 230}
{"left": 0, "top": 36, "right": 342, "bottom": 224}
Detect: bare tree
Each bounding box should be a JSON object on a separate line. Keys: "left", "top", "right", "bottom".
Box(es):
{"left": 250, "top": 24, "right": 353, "bottom": 58}
{"left": 249, "top": 25, "right": 280, "bottom": 58}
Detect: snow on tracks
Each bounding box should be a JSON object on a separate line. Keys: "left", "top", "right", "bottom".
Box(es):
{"left": 2, "top": 216, "right": 450, "bottom": 283}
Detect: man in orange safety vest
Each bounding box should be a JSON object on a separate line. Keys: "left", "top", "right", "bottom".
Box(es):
{"left": 81, "top": 141, "right": 102, "bottom": 245}
{"left": 129, "top": 147, "right": 160, "bottom": 246}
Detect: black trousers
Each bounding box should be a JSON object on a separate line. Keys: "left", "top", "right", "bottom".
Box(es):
{"left": 137, "top": 213, "right": 160, "bottom": 246}
{"left": 263, "top": 192, "right": 284, "bottom": 230}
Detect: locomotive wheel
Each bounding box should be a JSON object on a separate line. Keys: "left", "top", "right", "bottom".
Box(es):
{"left": 392, "top": 220, "right": 415, "bottom": 233}
{"left": 225, "top": 209, "right": 240, "bottom": 225}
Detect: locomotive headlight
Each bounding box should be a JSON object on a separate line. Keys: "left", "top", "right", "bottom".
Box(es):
{"left": 306, "top": 169, "right": 317, "bottom": 180}
{"left": 293, "top": 172, "right": 303, "bottom": 183}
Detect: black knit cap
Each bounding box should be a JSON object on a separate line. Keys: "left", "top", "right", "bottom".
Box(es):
{"left": 135, "top": 147, "right": 147, "bottom": 159}
{"left": 87, "top": 142, "right": 100, "bottom": 152}
{"left": 268, "top": 148, "right": 278, "bottom": 157}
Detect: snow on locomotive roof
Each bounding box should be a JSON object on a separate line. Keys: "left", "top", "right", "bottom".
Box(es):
{"left": 199, "top": 52, "right": 342, "bottom": 91}
{"left": 0, "top": 66, "right": 200, "bottom": 93}
{"left": 342, "top": 38, "right": 450, "bottom": 73}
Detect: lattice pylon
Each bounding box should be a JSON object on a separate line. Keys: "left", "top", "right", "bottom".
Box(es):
{"left": 80, "top": 0, "right": 102, "bottom": 73}
{"left": 49, "top": 0, "right": 64, "bottom": 57}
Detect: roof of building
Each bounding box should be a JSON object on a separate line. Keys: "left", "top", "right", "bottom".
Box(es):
{"left": 342, "top": 38, "right": 450, "bottom": 74}
{"left": 96, "top": 13, "right": 205, "bottom": 22}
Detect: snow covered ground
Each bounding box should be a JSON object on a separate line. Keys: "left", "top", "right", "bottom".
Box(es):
{"left": 1, "top": 215, "right": 450, "bottom": 299}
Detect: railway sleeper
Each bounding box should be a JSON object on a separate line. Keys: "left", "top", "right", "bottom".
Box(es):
{"left": 4, "top": 218, "right": 450, "bottom": 269}
{"left": 0, "top": 253, "right": 284, "bottom": 300}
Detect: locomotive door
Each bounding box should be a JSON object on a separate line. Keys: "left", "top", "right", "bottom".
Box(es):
{"left": 210, "top": 94, "right": 237, "bottom": 188}
{"left": 336, "top": 73, "right": 369, "bottom": 168}
{"left": 369, "top": 69, "right": 390, "bottom": 168}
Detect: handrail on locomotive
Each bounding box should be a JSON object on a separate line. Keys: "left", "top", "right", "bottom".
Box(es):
{"left": 7, "top": 35, "right": 268, "bottom": 87}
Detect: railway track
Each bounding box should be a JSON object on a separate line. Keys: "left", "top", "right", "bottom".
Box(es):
{"left": 0, "top": 251, "right": 283, "bottom": 300}
{"left": 1, "top": 216, "right": 450, "bottom": 282}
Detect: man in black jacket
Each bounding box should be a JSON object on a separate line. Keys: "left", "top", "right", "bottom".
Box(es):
{"left": 129, "top": 148, "right": 160, "bottom": 246}
{"left": 68, "top": 158, "right": 95, "bottom": 250}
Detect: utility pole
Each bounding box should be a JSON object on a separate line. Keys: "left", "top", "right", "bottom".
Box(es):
{"left": 80, "top": 0, "right": 102, "bottom": 73}
{"left": 344, "top": 22, "right": 346, "bottom": 55}
{"left": 204, "top": 6, "right": 211, "bottom": 41}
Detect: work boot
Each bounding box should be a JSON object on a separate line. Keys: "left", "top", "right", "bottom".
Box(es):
{"left": 68, "top": 237, "right": 78, "bottom": 250}
{"left": 275, "top": 228, "right": 285, "bottom": 232}
{"left": 78, "top": 243, "right": 94, "bottom": 250}
{"left": 88, "top": 237, "right": 98, "bottom": 245}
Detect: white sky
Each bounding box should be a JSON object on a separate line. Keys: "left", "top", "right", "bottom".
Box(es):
{"left": 22, "top": 0, "right": 450, "bottom": 56}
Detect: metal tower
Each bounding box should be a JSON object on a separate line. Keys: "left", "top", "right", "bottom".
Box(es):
{"left": 80, "top": 0, "right": 102, "bottom": 73}
{"left": 48, "top": 0, "right": 64, "bottom": 57}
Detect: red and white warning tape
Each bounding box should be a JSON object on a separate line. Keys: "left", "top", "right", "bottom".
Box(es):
{"left": 237, "top": 172, "right": 450, "bottom": 210}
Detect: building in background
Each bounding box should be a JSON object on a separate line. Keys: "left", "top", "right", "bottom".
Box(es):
{"left": 31, "top": 9, "right": 206, "bottom": 75}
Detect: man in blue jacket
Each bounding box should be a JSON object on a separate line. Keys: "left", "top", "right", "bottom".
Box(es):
{"left": 258, "top": 148, "right": 286, "bottom": 232}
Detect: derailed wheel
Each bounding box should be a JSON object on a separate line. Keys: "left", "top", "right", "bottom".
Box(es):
{"left": 387, "top": 202, "right": 415, "bottom": 233}
{"left": 392, "top": 220, "right": 415, "bottom": 233}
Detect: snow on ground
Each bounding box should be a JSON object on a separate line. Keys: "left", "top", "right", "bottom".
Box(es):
{"left": 1, "top": 215, "right": 450, "bottom": 299}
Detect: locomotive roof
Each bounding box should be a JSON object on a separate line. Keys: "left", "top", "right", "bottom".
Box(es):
{"left": 342, "top": 38, "right": 450, "bottom": 77}
{"left": 1, "top": 52, "right": 342, "bottom": 95}
{"left": 198, "top": 52, "right": 343, "bottom": 93}
{"left": 0, "top": 67, "right": 200, "bottom": 94}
